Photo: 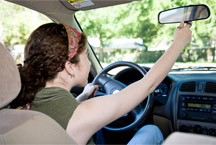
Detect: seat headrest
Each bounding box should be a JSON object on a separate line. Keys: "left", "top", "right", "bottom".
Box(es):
{"left": 0, "top": 43, "right": 21, "bottom": 108}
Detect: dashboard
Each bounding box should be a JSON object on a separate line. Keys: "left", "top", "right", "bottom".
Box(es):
{"left": 114, "top": 67, "right": 171, "bottom": 105}
{"left": 113, "top": 67, "right": 216, "bottom": 137}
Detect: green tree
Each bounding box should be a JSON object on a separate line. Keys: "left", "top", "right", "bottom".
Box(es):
{"left": 77, "top": 0, "right": 161, "bottom": 54}
{"left": 113, "top": 0, "right": 161, "bottom": 51}
{"left": 0, "top": 0, "right": 51, "bottom": 48}
{"left": 154, "top": 0, "right": 216, "bottom": 61}
{"left": 76, "top": 8, "right": 115, "bottom": 61}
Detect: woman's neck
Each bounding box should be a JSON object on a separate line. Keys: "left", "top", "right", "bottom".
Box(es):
{"left": 45, "top": 78, "right": 72, "bottom": 92}
{"left": 45, "top": 69, "right": 75, "bottom": 91}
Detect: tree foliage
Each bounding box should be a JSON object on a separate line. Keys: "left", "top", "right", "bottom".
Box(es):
{"left": 154, "top": 0, "right": 216, "bottom": 49}
{"left": 1, "top": 0, "right": 216, "bottom": 52}
{"left": 76, "top": 0, "right": 216, "bottom": 51}
{"left": 0, "top": 0, "right": 51, "bottom": 48}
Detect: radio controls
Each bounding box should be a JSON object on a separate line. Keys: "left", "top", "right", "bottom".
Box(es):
{"left": 179, "top": 108, "right": 188, "bottom": 119}
{"left": 193, "top": 125, "right": 202, "bottom": 134}
{"left": 179, "top": 125, "right": 216, "bottom": 137}
{"left": 181, "top": 102, "right": 186, "bottom": 108}
{"left": 202, "top": 97, "right": 208, "bottom": 101}
{"left": 197, "top": 97, "right": 201, "bottom": 100}
{"left": 210, "top": 111, "right": 216, "bottom": 121}
{"left": 207, "top": 129, "right": 216, "bottom": 136}
{"left": 181, "top": 96, "right": 186, "bottom": 101}
{"left": 178, "top": 95, "right": 216, "bottom": 123}
{"left": 203, "top": 127, "right": 207, "bottom": 132}
{"left": 209, "top": 98, "right": 214, "bottom": 101}
{"left": 179, "top": 125, "right": 189, "bottom": 132}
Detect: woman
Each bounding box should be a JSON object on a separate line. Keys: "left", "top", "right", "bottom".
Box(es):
{"left": 11, "top": 21, "right": 192, "bottom": 145}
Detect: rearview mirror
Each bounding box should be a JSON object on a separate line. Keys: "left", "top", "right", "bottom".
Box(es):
{"left": 158, "top": 4, "right": 210, "bottom": 24}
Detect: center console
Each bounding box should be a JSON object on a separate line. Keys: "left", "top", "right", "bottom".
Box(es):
{"left": 177, "top": 95, "right": 216, "bottom": 136}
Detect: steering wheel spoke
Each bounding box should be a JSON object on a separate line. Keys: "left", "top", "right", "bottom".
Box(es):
{"left": 130, "top": 104, "right": 143, "bottom": 119}
{"left": 104, "top": 79, "right": 127, "bottom": 95}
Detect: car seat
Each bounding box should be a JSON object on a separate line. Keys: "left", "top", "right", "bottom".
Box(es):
{"left": 0, "top": 42, "right": 77, "bottom": 144}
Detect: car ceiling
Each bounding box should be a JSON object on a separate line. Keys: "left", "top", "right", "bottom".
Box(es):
{"left": 6, "top": 0, "right": 139, "bottom": 22}
{"left": 61, "top": 0, "right": 139, "bottom": 11}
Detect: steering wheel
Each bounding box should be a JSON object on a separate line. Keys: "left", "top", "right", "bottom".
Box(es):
{"left": 92, "top": 61, "right": 154, "bottom": 131}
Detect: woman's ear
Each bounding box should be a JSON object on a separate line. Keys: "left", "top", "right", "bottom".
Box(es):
{"left": 64, "top": 61, "right": 76, "bottom": 78}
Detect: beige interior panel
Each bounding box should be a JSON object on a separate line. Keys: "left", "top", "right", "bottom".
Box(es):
{"left": 163, "top": 132, "right": 216, "bottom": 145}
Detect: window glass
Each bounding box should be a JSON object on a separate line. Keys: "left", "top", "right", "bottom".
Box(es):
{"left": 0, "top": 0, "right": 51, "bottom": 64}
{"left": 76, "top": 0, "right": 216, "bottom": 72}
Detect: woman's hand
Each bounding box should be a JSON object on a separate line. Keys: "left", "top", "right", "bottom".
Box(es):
{"left": 76, "top": 83, "right": 98, "bottom": 102}
{"left": 173, "top": 21, "right": 192, "bottom": 47}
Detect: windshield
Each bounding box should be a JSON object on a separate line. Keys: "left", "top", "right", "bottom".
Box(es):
{"left": 75, "top": 0, "right": 216, "bottom": 72}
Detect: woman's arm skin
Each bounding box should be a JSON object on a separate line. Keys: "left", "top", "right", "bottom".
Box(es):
{"left": 66, "top": 22, "right": 192, "bottom": 145}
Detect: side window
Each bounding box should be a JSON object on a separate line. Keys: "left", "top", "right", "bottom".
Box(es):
{"left": 0, "top": 1, "right": 51, "bottom": 64}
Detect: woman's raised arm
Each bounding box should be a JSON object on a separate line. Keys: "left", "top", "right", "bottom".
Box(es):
{"left": 67, "top": 21, "right": 192, "bottom": 145}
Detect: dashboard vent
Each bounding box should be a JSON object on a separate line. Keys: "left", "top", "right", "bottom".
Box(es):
{"left": 205, "top": 82, "right": 216, "bottom": 93}
{"left": 180, "top": 82, "right": 196, "bottom": 92}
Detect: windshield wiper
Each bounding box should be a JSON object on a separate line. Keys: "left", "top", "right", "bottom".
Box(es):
{"left": 171, "top": 66, "right": 216, "bottom": 71}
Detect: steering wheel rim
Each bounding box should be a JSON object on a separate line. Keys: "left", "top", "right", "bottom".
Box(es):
{"left": 92, "top": 61, "right": 154, "bottom": 131}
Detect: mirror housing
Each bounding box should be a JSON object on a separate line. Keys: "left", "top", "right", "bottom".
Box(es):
{"left": 158, "top": 4, "right": 210, "bottom": 24}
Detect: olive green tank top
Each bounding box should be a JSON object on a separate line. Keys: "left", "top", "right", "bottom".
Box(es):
{"left": 31, "top": 87, "right": 95, "bottom": 145}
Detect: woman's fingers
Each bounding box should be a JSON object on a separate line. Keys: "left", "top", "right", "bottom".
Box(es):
{"left": 180, "top": 21, "right": 185, "bottom": 28}
{"left": 177, "top": 21, "right": 192, "bottom": 29}
{"left": 186, "top": 21, "right": 192, "bottom": 28}
{"left": 173, "top": 21, "right": 192, "bottom": 46}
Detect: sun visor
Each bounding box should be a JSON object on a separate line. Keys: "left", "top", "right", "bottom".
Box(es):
{"left": 61, "top": 0, "right": 140, "bottom": 11}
